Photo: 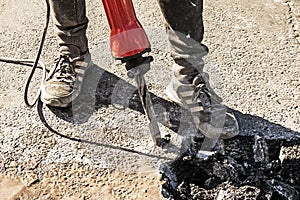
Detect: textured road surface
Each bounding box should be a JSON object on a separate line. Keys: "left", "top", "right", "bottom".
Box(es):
{"left": 0, "top": 0, "right": 299, "bottom": 199}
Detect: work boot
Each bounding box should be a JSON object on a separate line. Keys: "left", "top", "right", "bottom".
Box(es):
{"left": 166, "top": 59, "right": 239, "bottom": 139}
{"left": 40, "top": 46, "right": 92, "bottom": 107}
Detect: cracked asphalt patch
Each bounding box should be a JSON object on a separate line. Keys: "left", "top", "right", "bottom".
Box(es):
{"left": 0, "top": 0, "right": 299, "bottom": 199}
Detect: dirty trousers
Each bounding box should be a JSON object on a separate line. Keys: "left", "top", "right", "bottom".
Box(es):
{"left": 49, "top": 0, "right": 208, "bottom": 74}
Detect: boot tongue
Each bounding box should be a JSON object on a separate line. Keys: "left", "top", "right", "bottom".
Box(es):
{"left": 59, "top": 45, "right": 81, "bottom": 58}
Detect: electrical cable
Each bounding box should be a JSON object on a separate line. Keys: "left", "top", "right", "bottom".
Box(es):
{"left": 0, "top": 0, "right": 50, "bottom": 108}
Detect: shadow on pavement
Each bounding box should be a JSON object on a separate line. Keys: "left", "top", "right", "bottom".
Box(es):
{"left": 47, "top": 63, "right": 300, "bottom": 140}
{"left": 44, "top": 63, "right": 300, "bottom": 199}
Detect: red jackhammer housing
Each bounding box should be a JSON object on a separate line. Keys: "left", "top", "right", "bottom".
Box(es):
{"left": 102, "top": 0, "right": 151, "bottom": 60}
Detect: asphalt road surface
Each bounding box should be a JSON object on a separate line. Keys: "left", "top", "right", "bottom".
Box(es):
{"left": 0, "top": 0, "right": 299, "bottom": 199}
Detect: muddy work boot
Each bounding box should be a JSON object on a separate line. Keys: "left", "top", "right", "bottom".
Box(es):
{"left": 40, "top": 47, "right": 92, "bottom": 107}
{"left": 166, "top": 59, "right": 239, "bottom": 139}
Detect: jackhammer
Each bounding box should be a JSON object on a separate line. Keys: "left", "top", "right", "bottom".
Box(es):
{"left": 102, "top": 0, "right": 167, "bottom": 146}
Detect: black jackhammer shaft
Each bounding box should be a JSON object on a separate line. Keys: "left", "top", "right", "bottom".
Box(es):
{"left": 124, "top": 56, "right": 166, "bottom": 146}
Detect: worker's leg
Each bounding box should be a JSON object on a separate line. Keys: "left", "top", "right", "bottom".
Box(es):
{"left": 41, "top": 0, "right": 92, "bottom": 107}
{"left": 49, "top": 0, "right": 89, "bottom": 56}
{"left": 158, "top": 0, "right": 239, "bottom": 139}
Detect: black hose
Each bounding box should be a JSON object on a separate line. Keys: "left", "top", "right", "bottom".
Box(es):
{"left": 24, "top": 0, "right": 50, "bottom": 107}
{"left": 0, "top": 0, "right": 50, "bottom": 108}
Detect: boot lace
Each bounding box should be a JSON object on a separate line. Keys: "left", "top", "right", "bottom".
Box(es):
{"left": 192, "top": 82, "right": 212, "bottom": 112}
{"left": 50, "top": 55, "right": 80, "bottom": 83}
{"left": 191, "top": 74, "right": 222, "bottom": 113}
